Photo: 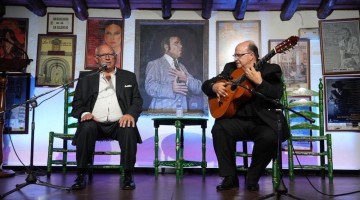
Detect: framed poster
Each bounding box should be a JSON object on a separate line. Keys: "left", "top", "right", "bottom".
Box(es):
{"left": 0, "top": 18, "right": 28, "bottom": 59}
{"left": 85, "top": 18, "right": 123, "bottom": 69}
{"left": 4, "top": 73, "right": 31, "bottom": 134}
{"left": 47, "top": 13, "right": 74, "bottom": 34}
{"left": 319, "top": 18, "right": 360, "bottom": 75}
{"left": 269, "top": 38, "right": 310, "bottom": 92}
{"left": 282, "top": 96, "right": 312, "bottom": 152}
{"left": 35, "top": 34, "right": 76, "bottom": 87}
{"left": 216, "top": 21, "right": 261, "bottom": 74}
{"left": 324, "top": 76, "right": 360, "bottom": 131}
{"left": 135, "top": 20, "right": 208, "bottom": 116}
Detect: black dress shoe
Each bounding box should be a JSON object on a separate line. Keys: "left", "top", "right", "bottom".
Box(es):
{"left": 216, "top": 176, "right": 239, "bottom": 191}
{"left": 247, "top": 183, "right": 259, "bottom": 191}
{"left": 122, "top": 173, "right": 136, "bottom": 190}
{"left": 71, "top": 173, "right": 87, "bottom": 190}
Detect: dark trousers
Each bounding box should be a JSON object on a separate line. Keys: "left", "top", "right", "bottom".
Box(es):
{"left": 75, "top": 120, "right": 138, "bottom": 171}
{"left": 211, "top": 117, "right": 278, "bottom": 184}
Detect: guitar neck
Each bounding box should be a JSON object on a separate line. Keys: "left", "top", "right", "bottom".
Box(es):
{"left": 254, "top": 49, "right": 276, "bottom": 71}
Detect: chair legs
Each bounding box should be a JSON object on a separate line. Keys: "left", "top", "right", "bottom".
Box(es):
{"left": 287, "top": 135, "right": 333, "bottom": 183}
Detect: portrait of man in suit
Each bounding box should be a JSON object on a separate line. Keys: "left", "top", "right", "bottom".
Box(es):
{"left": 135, "top": 20, "right": 209, "bottom": 115}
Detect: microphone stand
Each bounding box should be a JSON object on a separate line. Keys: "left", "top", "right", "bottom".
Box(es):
{"left": 248, "top": 89, "right": 314, "bottom": 200}
{"left": 0, "top": 67, "right": 106, "bottom": 199}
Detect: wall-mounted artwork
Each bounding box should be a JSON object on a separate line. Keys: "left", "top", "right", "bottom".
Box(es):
{"left": 36, "top": 34, "right": 76, "bottom": 87}
{"left": 282, "top": 96, "right": 312, "bottom": 152}
{"left": 4, "top": 73, "right": 31, "bottom": 134}
{"left": 0, "top": 18, "right": 28, "bottom": 60}
{"left": 324, "top": 75, "right": 360, "bottom": 132}
{"left": 320, "top": 18, "right": 360, "bottom": 75}
{"left": 47, "top": 13, "right": 74, "bottom": 34}
{"left": 85, "top": 18, "right": 123, "bottom": 69}
{"left": 216, "top": 21, "right": 261, "bottom": 74}
{"left": 269, "top": 38, "right": 310, "bottom": 92}
{"left": 135, "top": 20, "right": 208, "bottom": 116}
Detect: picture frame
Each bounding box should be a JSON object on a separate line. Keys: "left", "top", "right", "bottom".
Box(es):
{"left": 216, "top": 20, "right": 261, "bottom": 74}
{"left": 0, "top": 18, "right": 28, "bottom": 60}
{"left": 4, "top": 73, "right": 31, "bottom": 134}
{"left": 282, "top": 96, "right": 312, "bottom": 152}
{"left": 324, "top": 75, "right": 360, "bottom": 132}
{"left": 47, "top": 13, "right": 74, "bottom": 34}
{"left": 319, "top": 18, "right": 360, "bottom": 75}
{"left": 298, "top": 28, "right": 319, "bottom": 39}
{"left": 35, "top": 34, "right": 76, "bottom": 87}
{"left": 85, "top": 18, "right": 124, "bottom": 70}
{"left": 269, "top": 38, "right": 310, "bottom": 92}
{"left": 135, "top": 20, "right": 209, "bottom": 116}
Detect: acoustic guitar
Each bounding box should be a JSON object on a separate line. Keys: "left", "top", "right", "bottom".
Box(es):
{"left": 208, "top": 36, "right": 299, "bottom": 119}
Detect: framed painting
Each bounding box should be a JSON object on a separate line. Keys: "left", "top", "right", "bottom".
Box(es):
{"left": 47, "top": 13, "right": 74, "bottom": 34}
{"left": 319, "top": 18, "right": 360, "bottom": 75}
{"left": 324, "top": 75, "right": 360, "bottom": 132}
{"left": 85, "top": 18, "right": 123, "bottom": 69}
{"left": 216, "top": 20, "right": 261, "bottom": 74}
{"left": 135, "top": 20, "right": 209, "bottom": 116}
{"left": 269, "top": 38, "right": 310, "bottom": 92}
{"left": 35, "top": 34, "right": 76, "bottom": 87}
{"left": 282, "top": 96, "right": 312, "bottom": 152}
{"left": 0, "top": 18, "right": 28, "bottom": 60}
{"left": 3, "top": 73, "right": 31, "bottom": 134}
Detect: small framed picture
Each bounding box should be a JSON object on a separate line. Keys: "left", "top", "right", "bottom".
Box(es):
{"left": 4, "top": 73, "right": 31, "bottom": 134}
{"left": 298, "top": 28, "right": 319, "bottom": 39}
{"left": 35, "top": 34, "right": 76, "bottom": 87}
{"left": 324, "top": 75, "right": 360, "bottom": 132}
{"left": 269, "top": 38, "right": 310, "bottom": 92}
{"left": 47, "top": 13, "right": 74, "bottom": 34}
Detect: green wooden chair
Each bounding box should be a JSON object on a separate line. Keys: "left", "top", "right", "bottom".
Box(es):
{"left": 284, "top": 78, "right": 333, "bottom": 183}
{"left": 47, "top": 85, "right": 123, "bottom": 178}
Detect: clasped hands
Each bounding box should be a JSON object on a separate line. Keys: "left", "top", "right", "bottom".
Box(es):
{"left": 81, "top": 113, "right": 136, "bottom": 128}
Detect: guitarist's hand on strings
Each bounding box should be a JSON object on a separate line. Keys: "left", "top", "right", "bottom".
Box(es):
{"left": 212, "top": 81, "right": 231, "bottom": 98}
{"left": 244, "top": 64, "right": 263, "bottom": 86}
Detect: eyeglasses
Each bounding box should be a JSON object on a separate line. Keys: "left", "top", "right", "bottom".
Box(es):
{"left": 97, "top": 53, "right": 116, "bottom": 59}
{"left": 232, "top": 52, "right": 251, "bottom": 59}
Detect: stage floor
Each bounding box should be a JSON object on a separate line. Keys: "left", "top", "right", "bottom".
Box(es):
{"left": 1, "top": 169, "right": 360, "bottom": 200}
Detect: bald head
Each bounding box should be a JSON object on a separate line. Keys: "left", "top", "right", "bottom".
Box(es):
{"left": 235, "top": 40, "right": 259, "bottom": 60}
{"left": 95, "top": 44, "right": 117, "bottom": 72}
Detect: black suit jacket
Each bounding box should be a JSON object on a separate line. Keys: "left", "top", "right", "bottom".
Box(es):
{"left": 71, "top": 69, "right": 143, "bottom": 143}
{"left": 202, "top": 61, "right": 290, "bottom": 141}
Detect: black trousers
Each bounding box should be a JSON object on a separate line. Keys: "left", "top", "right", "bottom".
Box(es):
{"left": 211, "top": 117, "right": 278, "bottom": 184}
{"left": 75, "top": 120, "right": 138, "bottom": 171}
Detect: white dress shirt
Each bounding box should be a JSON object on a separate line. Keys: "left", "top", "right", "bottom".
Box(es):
{"left": 87, "top": 71, "right": 123, "bottom": 122}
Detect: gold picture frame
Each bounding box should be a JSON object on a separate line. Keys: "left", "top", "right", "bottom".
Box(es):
{"left": 35, "top": 34, "right": 76, "bottom": 87}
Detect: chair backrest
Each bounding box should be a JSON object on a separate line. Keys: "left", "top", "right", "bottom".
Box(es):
{"left": 284, "top": 78, "right": 324, "bottom": 137}
{"left": 64, "top": 85, "right": 77, "bottom": 134}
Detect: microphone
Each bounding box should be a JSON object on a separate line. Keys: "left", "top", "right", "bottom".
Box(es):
{"left": 101, "top": 63, "right": 108, "bottom": 70}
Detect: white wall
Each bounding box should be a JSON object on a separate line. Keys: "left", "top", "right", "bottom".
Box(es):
{"left": 2, "top": 6, "right": 359, "bottom": 169}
